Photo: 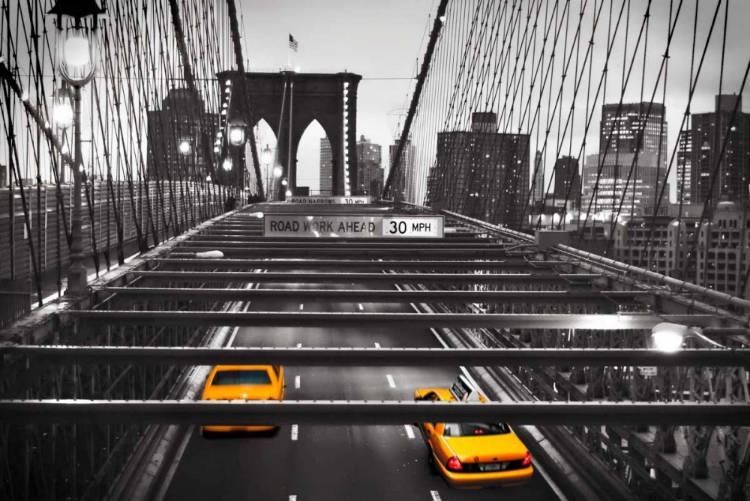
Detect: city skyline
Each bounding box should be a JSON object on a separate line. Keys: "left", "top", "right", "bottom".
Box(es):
{"left": 241, "top": 0, "right": 750, "bottom": 201}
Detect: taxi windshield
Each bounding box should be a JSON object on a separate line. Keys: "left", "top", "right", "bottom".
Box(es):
{"left": 442, "top": 422, "right": 510, "bottom": 437}
{"left": 211, "top": 370, "right": 272, "bottom": 386}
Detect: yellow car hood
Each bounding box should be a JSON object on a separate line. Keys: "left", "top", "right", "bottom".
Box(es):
{"left": 444, "top": 432, "right": 527, "bottom": 463}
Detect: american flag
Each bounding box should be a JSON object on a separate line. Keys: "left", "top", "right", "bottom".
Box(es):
{"left": 289, "top": 34, "right": 298, "bottom": 52}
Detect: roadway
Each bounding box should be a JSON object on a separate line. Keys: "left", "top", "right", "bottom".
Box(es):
{"left": 160, "top": 276, "right": 560, "bottom": 501}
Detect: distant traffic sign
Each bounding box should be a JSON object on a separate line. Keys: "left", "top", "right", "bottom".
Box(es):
{"left": 286, "top": 196, "right": 371, "bottom": 204}
{"left": 264, "top": 214, "right": 444, "bottom": 238}
{"left": 639, "top": 366, "right": 657, "bottom": 377}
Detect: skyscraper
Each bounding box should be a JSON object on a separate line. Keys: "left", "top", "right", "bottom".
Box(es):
{"left": 356, "top": 135, "right": 383, "bottom": 196}
{"left": 600, "top": 102, "right": 668, "bottom": 159}
{"left": 552, "top": 156, "right": 581, "bottom": 209}
{"left": 388, "top": 139, "right": 415, "bottom": 202}
{"left": 426, "top": 112, "right": 530, "bottom": 228}
{"left": 690, "top": 95, "right": 750, "bottom": 206}
{"left": 147, "top": 88, "right": 218, "bottom": 182}
{"left": 532, "top": 150, "right": 544, "bottom": 205}
{"left": 319, "top": 137, "right": 333, "bottom": 195}
{"left": 676, "top": 129, "right": 693, "bottom": 203}
{"left": 582, "top": 102, "right": 669, "bottom": 213}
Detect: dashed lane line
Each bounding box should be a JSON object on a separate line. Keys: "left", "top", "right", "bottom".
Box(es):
{"left": 386, "top": 374, "right": 396, "bottom": 388}
{"left": 291, "top": 424, "right": 299, "bottom": 441}
{"left": 404, "top": 424, "right": 415, "bottom": 439}
{"left": 294, "top": 375, "right": 301, "bottom": 389}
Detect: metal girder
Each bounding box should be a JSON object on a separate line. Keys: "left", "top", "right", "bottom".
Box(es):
{"left": 6, "top": 346, "right": 748, "bottom": 367}
{"left": 150, "top": 258, "right": 567, "bottom": 270}
{"left": 67, "top": 311, "right": 726, "bottom": 329}
{"left": 103, "top": 287, "right": 643, "bottom": 304}
{"left": 129, "top": 271, "right": 599, "bottom": 284}
{"left": 0, "top": 400, "right": 746, "bottom": 426}
{"left": 170, "top": 248, "right": 518, "bottom": 258}
{"left": 190, "top": 235, "right": 486, "bottom": 243}
{"left": 181, "top": 241, "right": 508, "bottom": 249}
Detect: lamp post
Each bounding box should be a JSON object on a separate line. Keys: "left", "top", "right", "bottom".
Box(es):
{"left": 262, "top": 144, "right": 272, "bottom": 200}
{"left": 52, "top": 86, "right": 74, "bottom": 183}
{"left": 48, "top": 0, "right": 106, "bottom": 297}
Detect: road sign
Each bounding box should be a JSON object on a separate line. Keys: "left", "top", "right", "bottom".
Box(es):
{"left": 382, "top": 217, "right": 444, "bottom": 238}
{"left": 264, "top": 215, "right": 444, "bottom": 238}
{"left": 639, "top": 366, "right": 657, "bottom": 377}
{"left": 286, "top": 196, "right": 371, "bottom": 204}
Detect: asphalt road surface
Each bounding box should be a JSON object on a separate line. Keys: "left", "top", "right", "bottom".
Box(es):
{"left": 161, "top": 277, "right": 561, "bottom": 501}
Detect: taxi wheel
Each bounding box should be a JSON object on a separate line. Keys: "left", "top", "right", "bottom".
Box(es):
{"left": 427, "top": 450, "right": 438, "bottom": 476}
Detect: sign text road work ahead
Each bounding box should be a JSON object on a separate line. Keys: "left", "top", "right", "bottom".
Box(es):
{"left": 264, "top": 215, "right": 444, "bottom": 238}
{"left": 286, "top": 196, "right": 371, "bottom": 205}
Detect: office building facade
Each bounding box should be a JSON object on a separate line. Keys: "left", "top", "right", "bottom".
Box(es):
{"left": 388, "top": 139, "right": 415, "bottom": 202}
{"left": 147, "top": 88, "right": 218, "bottom": 183}
{"left": 426, "top": 112, "right": 530, "bottom": 228}
{"left": 319, "top": 137, "right": 333, "bottom": 195}
{"left": 676, "top": 129, "right": 693, "bottom": 203}
{"left": 552, "top": 156, "right": 581, "bottom": 209}
{"left": 690, "top": 95, "right": 750, "bottom": 206}
{"left": 356, "top": 136, "right": 384, "bottom": 196}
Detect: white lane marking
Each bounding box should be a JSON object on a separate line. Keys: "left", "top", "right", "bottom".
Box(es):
{"left": 294, "top": 375, "right": 301, "bottom": 389}
{"left": 289, "top": 496, "right": 297, "bottom": 501}
{"left": 386, "top": 374, "right": 396, "bottom": 388}
{"left": 374, "top": 342, "right": 381, "bottom": 349}
{"left": 226, "top": 326, "right": 240, "bottom": 347}
{"left": 405, "top": 424, "right": 415, "bottom": 439}
{"left": 430, "top": 491, "right": 442, "bottom": 501}
{"left": 296, "top": 342, "right": 302, "bottom": 348}
{"left": 299, "top": 304, "right": 304, "bottom": 310}
{"left": 291, "top": 424, "right": 299, "bottom": 441}
{"left": 226, "top": 283, "right": 254, "bottom": 347}
{"left": 358, "top": 303, "right": 364, "bottom": 310}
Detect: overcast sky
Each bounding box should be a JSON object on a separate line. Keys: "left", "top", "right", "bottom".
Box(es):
{"left": 239, "top": 0, "right": 750, "bottom": 198}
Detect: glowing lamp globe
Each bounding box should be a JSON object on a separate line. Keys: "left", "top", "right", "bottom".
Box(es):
{"left": 222, "top": 158, "right": 233, "bottom": 171}
{"left": 262, "top": 145, "right": 272, "bottom": 165}
{"left": 58, "top": 27, "right": 99, "bottom": 85}
{"left": 52, "top": 88, "right": 74, "bottom": 129}
{"left": 228, "top": 127, "right": 245, "bottom": 146}
{"left": 273, "top": 166, "right": 283, "bottom": 178}
{"left": 179, "top": 141, "right": 191, "bottom": 154}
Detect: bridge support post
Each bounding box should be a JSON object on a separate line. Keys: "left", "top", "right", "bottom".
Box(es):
{"left": 66, "top": 85, "right": 87, "bottom": 296}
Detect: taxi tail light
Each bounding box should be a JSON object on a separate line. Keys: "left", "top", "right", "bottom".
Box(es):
{"left": 522, "top": 451, "right": 532, "bottom": 467}
{"left": 446, "top": 456, "right": 463, "bottom": 472}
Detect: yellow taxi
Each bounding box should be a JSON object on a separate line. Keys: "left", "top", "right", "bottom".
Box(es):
{"left": 414, "top": 375, "right": 533, "bottom": 488}
{"left": 201, "top": 365, "right": 284, "bottom": 436}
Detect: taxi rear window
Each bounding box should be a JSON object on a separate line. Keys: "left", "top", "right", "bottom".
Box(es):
{"left": 211, "top": 370, "right": 272, "bottom": 386}
{"left": 443, "top": 422, "right": 510, "bottom": 437}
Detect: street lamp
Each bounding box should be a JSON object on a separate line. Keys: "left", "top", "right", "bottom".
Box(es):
{"left": 651, "top": 322, "right": 727, "bottom": 352}
{"left": 48, "top": 0, "right": 106, "bottom": 297}
{"left": 52, "top": 87, "right": 74, "bottom": 130}
{"left": 228, "top": 126, "right": 245, "bottom": 146}
{"left": 262, "top": 144, "right": 272, "bottom": 200}
{"left": 222, "top": 158, "right": 233, "bottom": 171}
{"left": 179, "top": 140, "right": 191, "bottom": 155}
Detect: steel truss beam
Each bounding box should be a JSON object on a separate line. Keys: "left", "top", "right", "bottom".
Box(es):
{"left": 6, "top": 346, "right": 748, "bottom": 367}
{"left": 189, "top": 235, "right": 491, "bottom": 243}
{"left": 180, "top": 241, "right": 509, "bottom": 249}
{"left": 67, "top": 311, "right": 726, "bottom": 329}
{"left": 103, "top": 288, "right": 643, "bottom": 304}
{"left": 149, "top": 258, "right": 568, "bottom": 270}
{"left": 0, "top": 400, "right": 746, "bottom": 426}
{"left": 170, "top": 248, "right": 521, "bottom": 258}
{"left": 129, "top": 271, "right": 599, "bottom": 284}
